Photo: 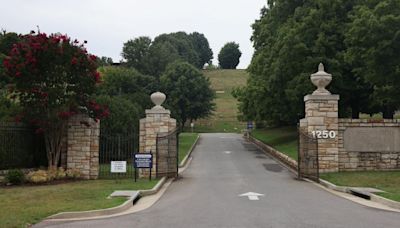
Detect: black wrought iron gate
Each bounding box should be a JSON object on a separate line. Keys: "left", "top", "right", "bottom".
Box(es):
{"left": 298, "top": 128, "right": 319, "bottom": 182}
{"left": 156, "top": 128, "right": 179, "bottom": 178}
{"left": 99, "top": 131, "right": 137, "bottom": 179}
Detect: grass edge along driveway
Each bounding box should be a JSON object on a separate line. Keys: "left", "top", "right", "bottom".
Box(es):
{"left": 179, "top": 132, "right": 199, "bottom": 164}
{"left": 0, "top": 179, "right": 158, "bottom": 227}
{"left": 321, "top": 171, "right": 400, "bottom": 202}
{"left": 250, "top": 127, "right": 298, "bottom": 160}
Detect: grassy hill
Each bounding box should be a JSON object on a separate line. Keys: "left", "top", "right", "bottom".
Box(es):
{"left": 190, "top": 69, "right": 249, "bottom": 133}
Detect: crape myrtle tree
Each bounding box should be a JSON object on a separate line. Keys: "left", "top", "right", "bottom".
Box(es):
{"left": 3, "top": 32, "right": 109, "bottom": 169}
{"left": 218, "top": 42, "right": 242, "bottom": 69}
{"left": 160, "top": 61, "right": 215, "bottom": 128}
{"left": 0, "top": 32, "right": 22, "bottom": 86}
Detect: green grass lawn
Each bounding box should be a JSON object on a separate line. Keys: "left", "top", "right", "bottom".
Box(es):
{"left": 251, "top": 127, "right": 298, "bottom": 160}
{"left": 179, "top": 133, "right": 198, "bottom": 164}
{"left": 0, "top": 179, "right": 158, "bottom": 227}
{"left": 193, "top": 69, "right": 248, "bottom": 133}
{"left": 320, "top": 171, "right": 400, "bottom": 202}
{"left": 99, "top": 163, "right": 136, "bottom": 179}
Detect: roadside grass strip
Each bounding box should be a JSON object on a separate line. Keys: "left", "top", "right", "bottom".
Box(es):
{"left": 320, "top": 171, "right": 400, "bottom": 202}
{"left": 179, "top": 133, "right": 199, "bottom": 164}
{"left": 0, "top": 179, "right": 158, "bottom": 227}
{"left": 250, "top": 127, "right": 298, "bottom": 160}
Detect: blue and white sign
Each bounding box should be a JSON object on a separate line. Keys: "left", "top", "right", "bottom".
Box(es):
{"left": 134, "top": 153, "right": 153, "bottom": 168}
{"left": 247, "top": 121, "right": 254, "bottom": 130}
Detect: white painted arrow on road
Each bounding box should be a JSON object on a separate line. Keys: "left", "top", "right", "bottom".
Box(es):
{"left": 239, "top": 192, "right": 264, "bottom": 201}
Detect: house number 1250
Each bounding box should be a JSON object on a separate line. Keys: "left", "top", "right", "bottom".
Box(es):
{"left": 311, "top": 130, "right": 336, "bottom": 139}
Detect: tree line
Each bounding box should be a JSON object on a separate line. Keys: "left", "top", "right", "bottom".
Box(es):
{"left": 0, "top": 31, "right": 223, "bottom": 134}
{"left": 234, "top": 0, "right": 400, "bottom": 127}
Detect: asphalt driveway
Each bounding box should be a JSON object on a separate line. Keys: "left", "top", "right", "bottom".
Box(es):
{"left": 37, "top": 133, "right": 400, "bottom": 228}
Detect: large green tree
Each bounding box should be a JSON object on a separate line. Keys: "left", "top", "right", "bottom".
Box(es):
{"left": 97, "top": 66, "right": 156, "bottom": 114}
{"left": 218, "top": 42, "right": 242, "bottom": 69}
{"left": 121, "top": 32, "right": 213, "bottom": 77}
{"left": 0, "top": 32, "right": 22, "bottom": 120}
{"left": 189, "top": 32, "right": 213, "bottom": 67}
{"left": 345, "top": 0, "right": 400, "bottom": 118}
{"left": 235, "top": 0, "right": 386, "bottom": 126}
{"left": 122, "top": 36, "right": 151, "bottom": 73}
{"left": 96, "top": 95, "right": 140, "bottom": 134}
{"left": 160, "top": 61, "right": 215, "bottom": 127}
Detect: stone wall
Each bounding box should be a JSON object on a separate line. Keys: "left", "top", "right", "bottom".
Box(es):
{"left": 338, "top": 119, "right": 400, "bottom": 171}
{"left": 66, "top": 114, "right": 100, "bottom": 179}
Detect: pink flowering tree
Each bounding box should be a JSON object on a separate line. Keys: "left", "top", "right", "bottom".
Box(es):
{"left": 3, "top": 32, "right": 109, "bottom": 169}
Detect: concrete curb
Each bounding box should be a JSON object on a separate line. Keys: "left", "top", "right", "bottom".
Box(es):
{"left": 247, "top": 135, "right": 298, "bottom": 172}
{"left": 319, "top": 178, "right": 400, "bottom": 210}
{"left": 370, "top": 194, "right": 400, "bottom": 210}
{"left": 46, "top": 177, "right": 167, "bottom": 220}
{"left": 179, "top": 134, "right": 200, "bottom": 168}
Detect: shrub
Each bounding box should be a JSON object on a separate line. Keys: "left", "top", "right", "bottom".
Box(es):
{"left": 26, "top": 170, "right": 48, "bottom": 183}
{"left": 66, "top": 169, "right": 81, "bottom": 179}
{"left": 56, "top": 167, "right": 66, "bottom": 179}
{"left": 5, "top": 169, "right": 25, "bottom": 185}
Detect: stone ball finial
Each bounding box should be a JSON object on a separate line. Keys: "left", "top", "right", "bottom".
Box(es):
{"left": 150, "top": 92, "right": 166, "bottom": 110}
{"left": 310, "top": 63, "right": 332, "bottom": 95}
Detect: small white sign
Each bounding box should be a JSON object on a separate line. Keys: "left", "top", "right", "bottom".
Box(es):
{"left": 111, "top": 161, "right": 127, "bottom": 173}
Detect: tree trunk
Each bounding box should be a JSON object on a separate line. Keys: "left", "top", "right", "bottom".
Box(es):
{"left": 351, "top": 105, "right": 360, "bottom": 119}
{"left": 382, "top": 106, "right": 394, "bottom": 119}
{"left": 45, "top": 121, "right": 67, "bottom": 170}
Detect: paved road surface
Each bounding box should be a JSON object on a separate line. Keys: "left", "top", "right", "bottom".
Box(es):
{"left": 38, "top": 133, "right": 400, "bottom": 228}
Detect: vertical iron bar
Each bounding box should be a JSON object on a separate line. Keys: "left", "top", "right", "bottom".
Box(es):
{"left": 176, "top": 130, "right": 179, "bottom": 177}
{"left": 297, "top": 126, "right": 301, "bottom": 179}
{"left": 156, "top": 133, "right": 159, "bottom": 179}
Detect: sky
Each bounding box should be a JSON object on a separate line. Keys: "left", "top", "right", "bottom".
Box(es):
{"left": 0, "top": 0, "right": 266, "bottom": 69}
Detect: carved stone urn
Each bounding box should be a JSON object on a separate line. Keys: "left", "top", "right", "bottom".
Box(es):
{"left": 310, "top": 63, "right": 332, "bottom": 95}
{"left": 150, "top": 92, "right": 166, "bottom": 110}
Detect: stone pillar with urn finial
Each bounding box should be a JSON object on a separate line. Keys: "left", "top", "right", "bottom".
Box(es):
{"left": 139, "top": 92, "right": 176, "bottom": 178}
{"left": 300, "top": 63, "right": 340, "bottom": 173}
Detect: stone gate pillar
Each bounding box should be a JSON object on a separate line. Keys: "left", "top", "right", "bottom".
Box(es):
{"left": 139, "top": 92, "right": 177, "bottom": 178}
{"left": 66, "top": 114, "right": 100, "bottom": 179}
{"left": 302, "top": 63, "right": 339, "bottom": 173}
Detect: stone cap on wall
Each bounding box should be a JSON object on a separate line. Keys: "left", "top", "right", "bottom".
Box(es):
{"left": 145, "top": 109, "right": 171, "bottom": 115}
{"left": 304, "top": 94, "right": 340, "bottom": 102}
{"left": 339, "top": 118, "right": 400, "bottom": 123}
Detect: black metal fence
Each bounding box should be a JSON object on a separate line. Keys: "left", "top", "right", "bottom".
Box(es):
{"left": 156, "top": 128, "right": 179, "bottom": 178}
{"left": 298, "top": 128, "right": 319, "bottom": 182}
{"left": 0, "top": 122, "right": 47, "bottom": 170}
{"left": 98, "top": 130, "right": 138, "bottom": 179}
